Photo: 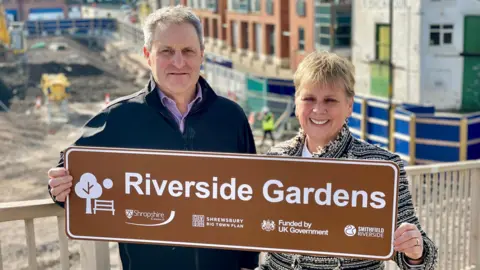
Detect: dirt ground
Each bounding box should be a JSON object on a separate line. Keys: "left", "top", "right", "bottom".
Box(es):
{"left": 0, "top": 35, "right": 276, "bottom": 270}
{"left": 0, "top": 36, "right": 140, "bottom": 270}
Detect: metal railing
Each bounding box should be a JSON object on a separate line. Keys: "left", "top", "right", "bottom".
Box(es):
{"left": 202, "top": 61, "right": 294, "bottom": 140}
{"left": 1, "top": 161, "right": 478, "bottom": 270}
{"left": 386, "top": 160, "right": 480, "bottom": 270}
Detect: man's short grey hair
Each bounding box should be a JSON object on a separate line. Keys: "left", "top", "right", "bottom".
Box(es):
{"left": 143, "top": 5, "right": 204, "bottom": 51}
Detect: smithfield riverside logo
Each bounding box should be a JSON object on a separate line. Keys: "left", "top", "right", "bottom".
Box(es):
{"left": 344, "top": 224, "right": 385, "bottom": 238}
{"left": 344, "top": 225, "right": 357, "bottom": 237}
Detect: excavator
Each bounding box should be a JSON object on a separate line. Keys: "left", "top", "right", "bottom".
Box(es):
{"left": 41, "top": 73, "right": 71, "bottom": 102}
{"left": 0, "top": 0, "right": 26, "bottom": 61}
{"left": 0, "top": 1, "right": 10, "bottom": 61}
{"left": 40, "top": 73, "right": 71, "bottom": 122}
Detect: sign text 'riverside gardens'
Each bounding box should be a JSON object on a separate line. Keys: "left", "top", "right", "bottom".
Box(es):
{"left": 64, "top": 146, "right": 399, "bottom": 260}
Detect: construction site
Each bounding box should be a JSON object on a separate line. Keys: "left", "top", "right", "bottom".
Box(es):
{"left": 0, "top": 18, "right": 144, "bottom": 270}
{"left": 0, "top": 12, "right": 280, "bottom": 270}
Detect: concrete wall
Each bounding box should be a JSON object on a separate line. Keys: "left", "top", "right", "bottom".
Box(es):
{"left": 420, "top": 0, "right": 480, "bottom": 110}
{"left": 353, "top": 0, "right": 480, "bottom": 110}
{"left": 393, "top": 1, "right": 421, "bottom": 104}
{"left": 351, "top": 0, "right": 421, "bottom": 103}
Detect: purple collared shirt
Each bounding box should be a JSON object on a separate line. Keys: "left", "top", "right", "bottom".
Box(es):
{"left": 157, "top": 83, "right": 203, "bottom": 133}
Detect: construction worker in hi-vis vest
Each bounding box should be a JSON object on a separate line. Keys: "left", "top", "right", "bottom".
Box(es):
{"left": 261, "top": 107, "right": 275, "bottom": 147}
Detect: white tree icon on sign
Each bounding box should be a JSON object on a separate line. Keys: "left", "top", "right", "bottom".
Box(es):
{"left": 74, "top": 172, "right": 114, "bottom": 215}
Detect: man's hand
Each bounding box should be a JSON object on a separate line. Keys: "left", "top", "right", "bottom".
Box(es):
{"left": 48, "top": 167, "right": 73, "bottom": 202}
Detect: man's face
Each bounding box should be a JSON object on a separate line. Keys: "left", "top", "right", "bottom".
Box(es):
{"left": 143, "top": 23, "right": 204, "bottom": 96}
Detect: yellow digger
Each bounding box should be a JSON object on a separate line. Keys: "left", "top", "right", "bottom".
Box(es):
{"left": 40, "top": 73, "right": 71, "bottom": 122}
{"left": 41, "top": 73, "right": 71, "bottom": 102}
{"left": 0, "top": 2, "right": 25, "bottom": 60}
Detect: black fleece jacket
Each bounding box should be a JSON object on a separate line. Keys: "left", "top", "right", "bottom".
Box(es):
{"left": 48, "top": 76, "right": 259, "bottom": 270}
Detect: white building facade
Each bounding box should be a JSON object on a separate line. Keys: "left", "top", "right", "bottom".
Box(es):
{"left": 352, "top": 0, "right": 480, "bottom": 111}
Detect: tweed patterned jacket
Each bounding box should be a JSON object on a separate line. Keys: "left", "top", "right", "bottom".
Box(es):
{"left": 259, "top": 124, "right": 438, "bottom": 270}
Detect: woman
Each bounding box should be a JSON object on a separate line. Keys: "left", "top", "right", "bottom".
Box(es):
{"left": 260, "top": 51, "right": 438, "bottom": 270}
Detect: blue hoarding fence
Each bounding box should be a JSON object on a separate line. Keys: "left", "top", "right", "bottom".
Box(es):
{"left": 24, "top": 18, "right": 117, "bottom": 38}
{"left": 349, "top": 95, "right": 480, "bottom": 165}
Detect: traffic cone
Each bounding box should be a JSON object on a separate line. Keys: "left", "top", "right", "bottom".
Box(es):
{"left": 35, "top": 96, "right": 42, "bottom": 109}
{"left": 105, "top": 93, "right": 110, "bottom": 105}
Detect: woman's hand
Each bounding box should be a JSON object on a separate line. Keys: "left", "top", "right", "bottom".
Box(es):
{"left": 393, "top": 223, "right": 424, "bottom": 262}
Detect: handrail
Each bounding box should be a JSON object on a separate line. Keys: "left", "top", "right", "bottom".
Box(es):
{"left": 1, "top": 162, "right": 479, "bottom": 270}
{"left": 405, "top": 160, "right": 480, "bottom": 175}
{"left": 0, "top": 199, "right": 70, "bottom": 270}
{"left": 0, "top": 199, "right": 63, "bottom": 223}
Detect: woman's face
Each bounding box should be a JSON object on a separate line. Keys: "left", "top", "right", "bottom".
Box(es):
{"left": 295, "top": 81, "right": 353, "bottom": 149}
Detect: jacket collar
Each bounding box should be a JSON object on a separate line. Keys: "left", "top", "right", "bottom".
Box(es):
{"left": 284, "top": 122, "right": 353, "bottom": 158}
{"left": 143, "top": 74, "right": 217, "bottom": 114}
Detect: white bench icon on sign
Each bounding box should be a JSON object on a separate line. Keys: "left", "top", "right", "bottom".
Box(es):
{"left": 93, "top": 200, "right": 115, "bottom": 215}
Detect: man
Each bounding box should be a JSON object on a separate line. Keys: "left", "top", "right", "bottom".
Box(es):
{"left": 260, "top": 107, "right": 275, "bottom": 147}
{"left": 47, "top": 6, "right": 258, "bottom": 270}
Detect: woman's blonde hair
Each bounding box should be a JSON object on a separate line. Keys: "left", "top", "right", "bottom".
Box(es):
{"left": 293, "top": 51, "right": 355, "bottom": 99}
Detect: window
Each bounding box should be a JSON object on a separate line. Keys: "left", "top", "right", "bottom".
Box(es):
{"left": 232, "top": 0, "right": 249, "bottom": 12}
{"left": 375, "top": 24, "right": 390, "bottom": 62}
{"left": 429, "top": 24, "right": 453, "bottom": 46}
{"left": 207, "top": 0, "right": 217, "bottom": 11}
{"left": 204, "top": 19, "right": 210, "bottom": 37}
{"left": 334, "top": 11, "right": 351, "bottom": 47}
{"left": 213, "top": 19, "right": 218, "bottom": 38}
{"left": 255, "top": 23, "right": 262, "bottom": 54}
{"left": 298, "top": 27, "right": 305, "bottom": 51}
{"left": 252, "top": 0, "right": 261, "bottom": 12}
{"left": 242, "top": 22, "right": 249, "bottom": 49}
{"left": 174, "top": 0, "right": 181, "bottom": 5}
{"left": 316, "top": 6, "right": 330, "bottom": 15}
{"left": 316, "top": 17, "right": 331, "bottom": 23}
{"left": 320, "top": 37, "right": 330, "bottom": 46}
{"left": 231, "top": 21, "right": 238, "bottom": 48}
{"left": 320, "top": 26, "right": 330, "bottom": 34}
{"left": 335, "top": 37, "right": 350, "bottom": 47}
{"left": 336, "top": 25, "right": 350, "bottom": 35}
{"left": 336, "top": 14, "right": 351, "bottom": 24}
{"left": 315, "top": 24, "right": 331, "bottom": 48}
{"left": 269, "top": 26, "right": 275, "bottom": 55}
{"left": 296, "top": 0, "right": 306, "bottom": 17}
{"left": 266, "top": 0, "right": 274, "bottom": 15}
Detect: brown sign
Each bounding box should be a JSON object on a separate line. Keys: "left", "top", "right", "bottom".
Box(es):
{"left": 64, "top": 146, "right": 399, "bottom": 260}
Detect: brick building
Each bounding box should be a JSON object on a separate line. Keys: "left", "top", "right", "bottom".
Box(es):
{"left": 147, "top": 0, "right": 186, "bottom": 10}
{"left": 188, "top": 0, "right": 351, "bottom": 78}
